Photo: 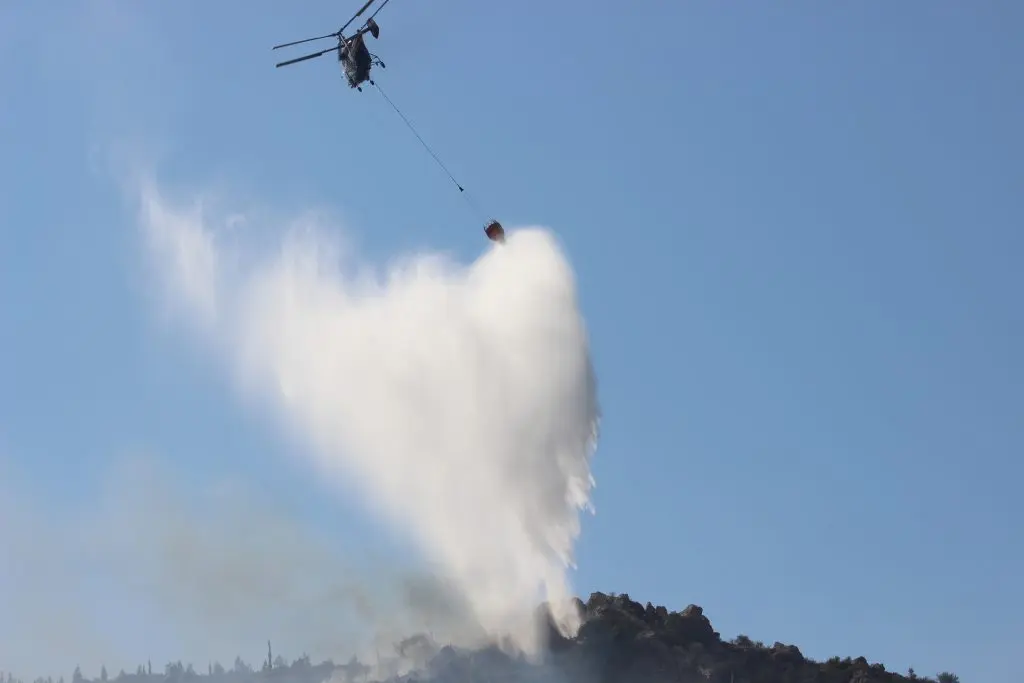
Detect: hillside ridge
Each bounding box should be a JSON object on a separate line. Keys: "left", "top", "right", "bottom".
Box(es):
{"left": 4, "top": 591, "right": 960, "bottom": 683}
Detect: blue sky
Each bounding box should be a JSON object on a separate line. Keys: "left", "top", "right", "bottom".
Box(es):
{"left": 1, "top": 1, "right": 1022, "bottom": 682}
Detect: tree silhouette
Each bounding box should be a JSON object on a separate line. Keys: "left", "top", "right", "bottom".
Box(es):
{"left": 6, "top": 593, "right": 970, "bottom": 683}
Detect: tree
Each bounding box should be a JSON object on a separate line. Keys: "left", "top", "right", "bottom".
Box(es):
{"left": 164, "top": 662, "right": 184, "bottom": 682}
{"left": 732, "top": 635, "right": 755, "bottom": 648}
{"left": 936, "top": 673, "right": 960, "bottom": 683}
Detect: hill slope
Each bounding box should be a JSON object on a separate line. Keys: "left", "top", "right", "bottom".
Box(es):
{"left": 527, "top": 591, "right": 957, "bottom": 683}
{"left": 7, "top": 592, "right": 960, "bottom": 683}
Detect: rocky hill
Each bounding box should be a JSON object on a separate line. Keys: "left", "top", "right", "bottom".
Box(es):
{"left": 520, "top": 591, "right": 958, "bottom": 683}
{"left": 6, "top": 592, "right": 961, "bottom": 683}
{"left": 371, "top": 592, "right": 959, "bottom": 683}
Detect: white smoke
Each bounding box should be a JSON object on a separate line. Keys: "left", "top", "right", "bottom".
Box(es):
{"left": 131, "top": 174, "right": 600, "bottom": 656}
{"left": 0, "top": 451, "right": 518, "bottom": 678}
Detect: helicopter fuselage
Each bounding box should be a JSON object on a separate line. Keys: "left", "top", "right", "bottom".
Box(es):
{"left": 339, "top": 32, "right": 373, "bottom": 88}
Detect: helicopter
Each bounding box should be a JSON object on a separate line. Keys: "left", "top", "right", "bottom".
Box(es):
{"left": 273, "top": 0, "right": 389, "bottom": 91}
{"left": 272, "top": 1, "right": 507, "bottom": 246}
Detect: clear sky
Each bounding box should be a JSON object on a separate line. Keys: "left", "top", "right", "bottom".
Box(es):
{"left": 1, "top": 1, "right": 1022, "bottom": 683}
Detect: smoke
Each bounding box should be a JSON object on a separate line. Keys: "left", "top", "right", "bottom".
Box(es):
{"left": 130, "top": 173, "right": 600, "bottom": 657}
{"left": 0, "top": 452, "right": 502, "bottom": 679}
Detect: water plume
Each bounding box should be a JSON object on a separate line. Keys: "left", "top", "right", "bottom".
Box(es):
{"left": 134, "top": 175, "right": 600, "bottom": 656}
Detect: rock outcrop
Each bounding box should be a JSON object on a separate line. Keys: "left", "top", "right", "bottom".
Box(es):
{"left": 16, "top": 592, "right": 959, "bottom": 683}
{"left": 385, "top": 591, "right": 949, "bottom": 683}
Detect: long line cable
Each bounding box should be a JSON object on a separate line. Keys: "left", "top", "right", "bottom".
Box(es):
{"left": 372, "top": 79, "right": 487, "bottom": 221}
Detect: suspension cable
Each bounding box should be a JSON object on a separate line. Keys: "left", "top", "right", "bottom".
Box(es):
{"left": 372, "top": 79, "right": 486, "bottom": 221}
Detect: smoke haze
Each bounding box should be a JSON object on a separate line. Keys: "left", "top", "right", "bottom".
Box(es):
{"left": 131, "top": 174, "right": 600, "bottom": 657}
{"left": 0, "top": 454, "right": 486, "bottom": 679}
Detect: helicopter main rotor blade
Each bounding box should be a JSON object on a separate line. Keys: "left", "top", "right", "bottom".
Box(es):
{"left": 365, "top": 0, "right": 391, "bottom": 24}
{"left": 273, "top": 0, "right": 389, "bottom": 52}
{"left": 272, "top": 32, "right": 339, "bottom": 50}
{"left": 275, "top": 48, "right": 335, "bottom": 68}
{"left": 337, "top": 0, "right": 377, "bottom": 36}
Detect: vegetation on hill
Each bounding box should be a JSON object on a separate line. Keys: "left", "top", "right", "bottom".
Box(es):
{"left": 2, "top": 592, "right": 960, "bottom": 683}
